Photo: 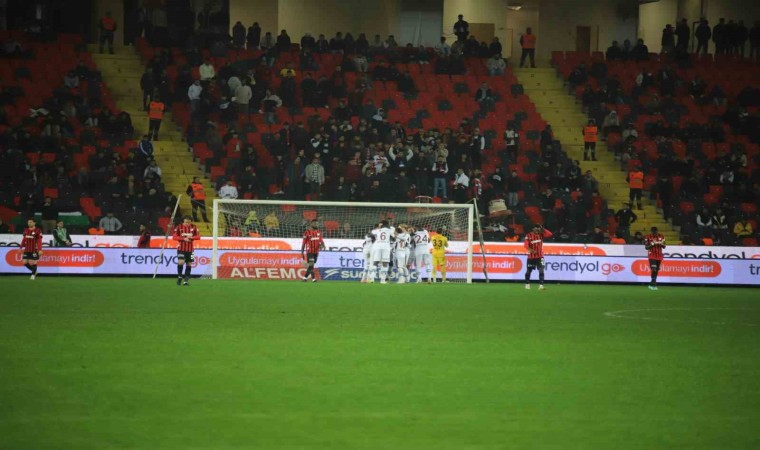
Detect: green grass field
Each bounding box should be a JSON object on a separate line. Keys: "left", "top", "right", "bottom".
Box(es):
{"left": 1, "top": 277, "right": 759, "bottom": 450}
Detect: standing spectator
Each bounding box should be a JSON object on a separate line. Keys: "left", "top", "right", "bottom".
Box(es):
{"left": 750, "top": 21, "right": 760, "bottom": 60}
{"left": 489, "top": 37, "right": 503, "bottom": 57}
{"left": 452, "top": 168, "right": 470, "bottom": 203}
{"left": 487, "top": 53, "right": 506, "bottom": 76}
{"left": 453, "top": 15, "right": 469, "bottom": 42}
{"left": 627, "top": 165, "right": 644, "bottom": 210}
{"left": 188, "top": 79, "right": 202, "bottom": 114}
{"left": 40, "top": 197, "right": 57, "bottom": 233}
{"left": 53, "top": 220, "right": 72, "bottom": 247}
{"left": 661, "top": 24, "right": 675, "bottom": 54}
{"left": 277, "top": 30, "right": 292, "bottom": 52}
{"left": 137, "top": 224, "right": 151, "bottom": 248}
{"left": 713, "top": 18, "right": 727, "bottom": 54}
{"left": 186, "top": 176, "right": 209, "bottom": 222}
{"left": 137, "top": 134, "right": 153, "bottom": 165}
{"left": 136, "top": 4, "right": 151, "bottom": 40}
{"left": 504, "top": 124, "right": 519, "bottom": 162}
{"left": 234, "top": 80, "right": 252, "bottom": 116}
{"left": 247, "top": 22, "right": 261, "bottom": 49}
{"left": 676, "top": 18, "right": 690, "bottom": 52}
{"left": 469, "top": 128, "right": 485, "bottom": 168}
{"left": 232, "top": 21, "right": 246, "bottom": 49}
{"left": 99, "top": 212, "right": 123, "bottom": 235}
{"left": 519, "top": 28, "right": 537, "bottom": 68}
{"left": 304, "top": 157, "right": 325, "bottom": 200}
{"left": 736, "top": 21, "right": 748, "bottom": 57}
{"left": 614, "top": 203, "right": 638, "bottom": 242}
{"left": 695, "top": 19, "right": 712, "bottom": 54}
{"left": 99, "top": 11, "right": 117, "bottom": 54}
{"left": 261, "top": 89, "right": 282, "bottom": 124}
{"left": 432, "top": 156, "right": 449, "bottom": 199}
{"left": 140, "top": 68, "right": 154, "bottom": 111}
{"left": 148, "top": 95, "right": 164, "bottom": 140}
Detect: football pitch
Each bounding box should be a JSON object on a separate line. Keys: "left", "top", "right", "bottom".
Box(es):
{"left": 1, "top": 278, "right": 758, "bottom": 450}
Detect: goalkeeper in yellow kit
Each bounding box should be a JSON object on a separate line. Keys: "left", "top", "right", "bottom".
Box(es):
{"left": 431, "top": 228, "right": 448, "bottom": 283}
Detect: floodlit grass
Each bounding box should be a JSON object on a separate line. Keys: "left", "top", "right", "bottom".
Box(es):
{"left": 1, "top": 277, "right": 759, "bottom": 450}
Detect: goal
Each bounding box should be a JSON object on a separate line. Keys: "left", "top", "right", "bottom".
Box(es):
{"left": 210, "top": 199, "right": 485, "bottom": 283}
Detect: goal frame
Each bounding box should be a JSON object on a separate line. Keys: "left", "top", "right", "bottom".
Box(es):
{"left": 212, "top": 199, "right": 481, "bottom": 283}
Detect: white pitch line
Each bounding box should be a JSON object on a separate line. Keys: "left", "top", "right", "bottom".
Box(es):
{"left": 603, "top": 308, "right": 760, "bottom": 327}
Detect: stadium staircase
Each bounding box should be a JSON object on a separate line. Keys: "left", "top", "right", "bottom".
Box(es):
{"left": 513, "top": 67, "right": 679, "bottom": 243}
{"left": 89, "top": 45, "right": 215, "bottom": 235}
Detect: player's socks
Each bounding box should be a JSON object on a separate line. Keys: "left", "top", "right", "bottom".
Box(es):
{"left": 177, "top": 265, "right": 183, "bottom": 276}
{"left": 24, "top": 263, "right": 32, "bottom": 272}
{"left": 185, "top": 265, "right": 192, "bottom": 278}
{"left": 31, "top": 265, "right": 37, "bottom": 275}
{"left": 441, "top": 269, "right": 446, "bottom": 283}
{"left": 379, "top": 268, "right": 388, "bottom": 283}
{"left": 538, "top": 271, "right": 545, "bottom": 284}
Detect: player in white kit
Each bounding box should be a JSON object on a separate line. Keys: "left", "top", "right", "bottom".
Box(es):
{"left": 413, "top": 226, "right": 433, "bottom": 283}
{"left": 369, "top": 220, "right": 395, "bottom": 284}
{"left": 394, "top": 225, "right": 412, "bottom": 284}
{"left": 360, "top": 224, "right": 377, "bottom": 283}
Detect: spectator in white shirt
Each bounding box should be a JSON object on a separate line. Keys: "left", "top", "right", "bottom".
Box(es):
{"left": 99, "top": 212, "right": 123, "bottom": 234}
{"left": 453, "top": 168, "right": 470, "bottom": 203}
{"left": 188, "top": 80, "right": 202, "bottom": 113}
{"left": 218, "top": 180, "right": 239, "bottom": 199}
{"left": 199, "top": 60, "right": 215, "bottom": 82}
{"left": 373, "top": 149, "right": 389, "bottom": 173}
{"left": 434, "top": 36, "right": 451, "bottom": 57}
{"left": 143, "top": 160, "right": 162, "bottom": 180}
{"left": 234, "top": 81, "right": 253, "bottom": 115}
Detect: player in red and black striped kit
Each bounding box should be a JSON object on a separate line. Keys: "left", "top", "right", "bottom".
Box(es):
{"left": 644, "top": 226, "right": 666, "bottom": 291}
{"left": 301, "top": 219, "right": 325, "bottom": 282}
{"left": 172, "top": 216, "right": 200, "bottom": 286}
{"left": 524, "top": 224, "right": 553, "bottom": 290}
{"left": 20, "top": 218, "right": 43, "bottom": 280}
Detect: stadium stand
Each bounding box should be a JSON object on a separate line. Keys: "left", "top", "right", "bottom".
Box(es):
{"left": 554, "top": 49, "right": 759, "bottom": 245}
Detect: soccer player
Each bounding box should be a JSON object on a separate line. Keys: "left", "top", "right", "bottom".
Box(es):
{"left": 644, "top": 226, "right": 666, "bottom": 290}
{"left": 412, "top": 225, "right": 433, "bottom": 283}
{"left": 361, "top": 224, "right": 377, "bottom": 283}
{"left": 172, "top": 215, "right": 200, "bottom": 286}
{"left": 431, "top": 228, "right": 449, "bottom": 283}
{"left": 524, "top": 224, "right": 553, "bottom": 290}
{"left": 394, "top": 225, "right": 412, "bottom": 284}
{"left": 20, "top": 218, "right": 43, "bottom": 280}
{"left": 301, "top": 219, "right": 325, "bottom": 282}
{"left": 369, "top": 220, "right": 395, "bottom": 284}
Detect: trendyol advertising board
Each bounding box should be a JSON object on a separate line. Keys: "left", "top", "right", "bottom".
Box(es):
{"left": 1, "top": 246, "right": 759, "bottom": 285}
{"left": 2, "top": 234, "right": 760, "bottom": 260}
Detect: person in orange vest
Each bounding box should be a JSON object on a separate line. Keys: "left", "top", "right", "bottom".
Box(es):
{"left": 519, "top": 27, "right": 537, "bottom": 68}
{"left": 582, "top": 119, "right": 598, "bottom": 161}
{"left": 610, "top": 230, "right": 627, "bottom": 244}
{"left": 627, "top": 165, "right": 644, "bottom": 210}
{"left": 186, "top": 176, "right": 210, "bottom": 222}
{"left": 99, "top": 11, "right": 117, "bottom": 54}
{"left": 148, "top": 93, "right": 164, "bottom": 140}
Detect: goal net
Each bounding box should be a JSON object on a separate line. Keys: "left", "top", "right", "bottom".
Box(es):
{"left": 209, "top": 200, "right": 482, "bottom": 283}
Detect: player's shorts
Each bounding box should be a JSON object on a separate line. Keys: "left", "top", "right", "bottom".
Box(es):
{"left": 177, "top": 251, "right": 195, "bottom": 263}
{"left": 371, "top": 247, "right": 390, "bottom": 263}
{"left": 414, "top": 252, "right": 432, "bottom": 268}
{"left": 649, "top": 259, "right": 661, "bottom": 270}
{"left": 433, "top": 254, "right": 446, "bottom": 268}
{"left": 395, "top": 250, "right": 409, "bottom": 268}
{"left": 584, "top": 141, "right": 596, "bottom": 150}
{"left": 22, "top": 252, "right": 39, "bottom": 261}
{"left": 527, "top": 257, "right": 545, "bottom": 270}
{"left": 306, "top": 253, "right": 319, "bottom": 264}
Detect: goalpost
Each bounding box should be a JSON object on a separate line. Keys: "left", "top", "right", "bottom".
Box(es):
{"left": 210, "top": 199, "right": 485, "bottom": 283}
